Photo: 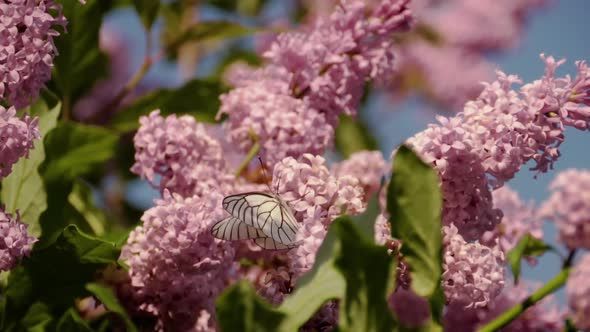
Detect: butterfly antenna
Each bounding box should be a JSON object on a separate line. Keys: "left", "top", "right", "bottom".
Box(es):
{"left": 258, "top": 156, "right": 273, "bottom": 193}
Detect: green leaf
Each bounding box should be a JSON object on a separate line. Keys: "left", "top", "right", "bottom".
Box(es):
{"left": 164, "top": 20, "right": 258, "bottom": 55}
{"left": 133, "top": 0, "right": 160, "bottom": 30}
{"left": 333, "top": 217, "right": 397, "bottom": 332}
{"left": 204, "top": 0, "right": 268, "bottom": 16}
{"left": 86, "top": 283, "right": 137, "bottom": 332}
{"left": 216, "top": 281, "right": 285, "bottom": 332}
{"left": 68, "top": 180, "right": 108, "bottom": 236}
{"left": 110, "top": 79, "right": 226, "bottom": 132}
{"left": 0, "top": 225, "right": 120, "bottom": 331}
{"left": 56, "top": 308, "right": 93, "bottom": 332}
{"left": 507, "top": 234, "right": 553, "bottom": 283}
{"left": 271, "top": 220, "right": 344, "bottom": 331}
{"left": 41, "top": 123, "right": 118, "bottom": 183}
{"left": 564, "top": 319, "right": 578, "bottom": 332}
{"left": 1, "top": 100, "right": 60, "bottom": 237}
{"left": 387, "top": 145, "right": 442, "bottom": 298}
{"left": 216, "top": 214, "right": 397, "bottom": 332}
{"left": 387, "top": 145, "right": 444, "bottom": 329}
{"left": 20, "top": 302, "right": 53, "bottom": 332}
{"left": 335, "top": 114, "right": 378, "bottom": 158}
{"left": 38, "top": 123, "right": 117, "bottom": 243}
{"left": 52, "top": 0, "right": 113, "bottom": 107}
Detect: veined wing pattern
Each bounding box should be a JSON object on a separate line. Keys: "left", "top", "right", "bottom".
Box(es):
{"left": 210, "top": 192, "right": 300, "bottom": 250}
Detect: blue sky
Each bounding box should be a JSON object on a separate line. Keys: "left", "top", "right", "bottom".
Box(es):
{"left": 109, "top": 0, "right": 590, "bottom": 304}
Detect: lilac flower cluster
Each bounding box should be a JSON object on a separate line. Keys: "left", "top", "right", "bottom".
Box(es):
{"left": 567, "top": 254, "right": 590, "bottom": 330}
{"left": 0, "top": 105, "right": 39, "bottom": 179}
{"left": 302, "top": 0, "right": 545, "bottom": 109}
{"left": 0, "top": 0, "right": 66, "bottom": 108}
{"left": 219, "top": 0, "right": 412, "bottom": 167}
{"left": 407, "top": 55, "right": 590, "bottom": 241}
{"left": 273, "top": 154, "right": 365, "bottom": 282}
{"left": 400, "top": 0, "right": 546, "bottom": 109}
{"left": 539, "top": 169, "right": 590, "bottom": 249}
{"left": 121, "top": 0, "right": 590, "bottom": 329}
{"left": 126, "top": 107, "right": 369, "bottom": 324}
{"left": 331, "top": 150, "right": 388, "bottom": 200}
{"left": 484, "top": 186, "right": 542, "bottom": 254}
{"left": 120, "top": 191, "right": 235, "bottom": 331}
{"left": 442, "top": 224, "right": 505, "bottom": 308}
{"left": 389, "top": 288, "right": 430, "bottom": 328}
{"left": 131, "top": 110, "right": 233, "bottom": 198}
{"left": 395, "top": 42, "right": 493, "bottom": 109}
{"left": 0, "top": 207, "right": 36, "bottom": 271}
{"left": 218, "top": 66, "right": 334, "bottom": 167}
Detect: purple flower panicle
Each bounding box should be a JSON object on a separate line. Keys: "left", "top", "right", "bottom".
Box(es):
{"left": 567, "top": 254, "right": 590, "bottom": 330}
{"left": 539, "top": 169, "right": 590, "bottom": 249}
{"left": 0, "top": 207, "right": 36, "bottom": 271}
{"left": 131, "top": 110, "right": 233, "bottom": 198}
{"left": 0, "top": 0, "right": 66, "bottom": 108}
{"left": 0, "top": 105, "right": 39, "bottom": 179}
{"left": 442, "top": 224, "right": 505, "bottom": 308}
{"left": 219, "top": 0, "right": 412, "bottom": 168}
{"left": 121, "top": 191, "right": 234, "bottom": 331}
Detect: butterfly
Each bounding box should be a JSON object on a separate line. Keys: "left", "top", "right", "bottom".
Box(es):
{"left": 211, "top": 192, "right": 301, "bottom": 250}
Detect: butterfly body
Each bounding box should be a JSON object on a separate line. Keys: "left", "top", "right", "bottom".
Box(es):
{"left": 212, "top": 192, "right": 301, "bottom": 250}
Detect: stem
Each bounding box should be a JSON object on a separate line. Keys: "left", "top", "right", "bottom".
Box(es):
{"left": 92, "top": 29, "right": 162, "bottom": 122}
{"left": 563, "top": 249, "right": 577, "bottom": 268}
{"left": 234, "top": 130, "right": 260, "bottom": 177}
{"left": 102, "top": 56, "right": 153, "bottom": 113}
{"left": 477, "top": 250, "right": 577, "bottom": 332}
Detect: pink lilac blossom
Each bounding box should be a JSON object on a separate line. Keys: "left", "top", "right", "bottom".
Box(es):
{"left": 131, "top": 110, "right": 233, "bottom": 198}
{"left": 397, "top": 0, "right": 544, "bottom": 108}
{"left": 0, "top": 105, "right": 39, "bottom": 179}
{"left": 219, "top": 0, "right": 412, "bottom": 167}
{"left": 538, "top": 169, "right": 590, "bottom": 249}
{"left": 394, "top": 42, "right": 494, "bottom": 109}
{"left": 407, "top": 115, "right": 502, "bottom": 241}
{"left": 567, "top": 254, "right": 590, "bottom": 330}
{"left": 302, "top": 0, "right": 543, "bottom": 109}
{"left": 0, "top": 207, "right": 36, "bottom": 271}
{"left": 389, "top": 288, "right": 430, "bottom": 328}
{"left": 120, "top": 191, "right": 235, "bottom": 332}
{"left": 272, "top": 154, "right": 365, "bottom": 281}
{"left": 264, "top": 0, "right": 412, "bottom": 121}
{"left": 374, "top": 214, "right": 410, "bottom": 290}
{"left": 407, "top": 55, "right": 590, "bottom": 241}
{"left": 218, "top": 66, "right": 333, "bottom": 168}
{"left": 0, "top": 0, "right": 66, "bottom": 108}
{"left": 331, "top": 150, "right": 388, "bottom": 200}
{"left": 482, "top": 186, "right": 543, "bottom": 254}
{"left": 374, "top": 213, "right": 391, "bottom": 246}
{"left": 442, "top": 224, "right": 505, "bottom": 308}
{"left": 426, "top": 0, "right": 546, "bottom": 51}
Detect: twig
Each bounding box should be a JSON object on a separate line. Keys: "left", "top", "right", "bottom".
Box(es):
{"left": 234, "top": 130, "right": 260, "bottom": 177}
{"left": 477, "top": 249, "right": 577, "bottom": 332}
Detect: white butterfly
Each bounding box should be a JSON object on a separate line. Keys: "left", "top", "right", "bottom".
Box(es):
{"left": 211, "top": 192, "right": 301, "bottom": 250}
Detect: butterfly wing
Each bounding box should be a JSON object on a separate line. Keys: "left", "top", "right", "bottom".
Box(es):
{"left": 222, "top": 192, "right": 300, "bottom": 245}
{"left": 253, "top": 237, "right": 298, "bottom": 250}
{"left": 211, "top": 216, "right": 266, "bottom": 240}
